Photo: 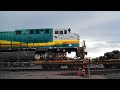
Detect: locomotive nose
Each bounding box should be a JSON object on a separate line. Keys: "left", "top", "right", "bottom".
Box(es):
{"left": 69, "top": 33, "right": 79, "bottom": 40}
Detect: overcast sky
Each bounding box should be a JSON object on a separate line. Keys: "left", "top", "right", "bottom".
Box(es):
{"left": 0, "top": 11, "right": 120, "bottom": 58}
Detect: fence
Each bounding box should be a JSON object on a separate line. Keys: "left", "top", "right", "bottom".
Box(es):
{"left": 0, "top": 53, "right": 120, "bottom": 79}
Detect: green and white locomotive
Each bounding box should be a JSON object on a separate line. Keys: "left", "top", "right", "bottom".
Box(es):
{"left": 0, "top": 28, "right": 87, "bottom": 62}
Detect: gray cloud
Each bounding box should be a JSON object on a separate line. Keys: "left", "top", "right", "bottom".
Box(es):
{"left": 1, "top": 11, "right": 120, "bottom": 57}
{"left": 86, "top": 41, "right": 120, "bottom": 57}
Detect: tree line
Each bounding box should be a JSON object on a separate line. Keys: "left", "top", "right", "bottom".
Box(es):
{"left": 92, "top": 50, "right": 120, "bottom": 61}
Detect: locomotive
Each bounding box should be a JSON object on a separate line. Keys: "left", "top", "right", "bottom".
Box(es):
{"left": 0, "top": 28, "right": 87, "bottom": 63}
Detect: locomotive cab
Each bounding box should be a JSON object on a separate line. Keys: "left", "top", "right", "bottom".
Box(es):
{"left": 53, "top": 28, "right": 79, "bottom": 48}
{"left": 54, "top": 28, "right": 71, "bottom": 38}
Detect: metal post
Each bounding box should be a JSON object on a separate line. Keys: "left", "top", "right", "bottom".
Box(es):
{"left": 88, "top": 57, "right": 91, "bottom": 78}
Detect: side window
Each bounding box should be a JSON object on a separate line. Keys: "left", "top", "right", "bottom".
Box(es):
{"left": 40, "top": 29, "right": 44, "bottom": 33}
{"left": 64, "top": 30, "right": 67, "bottom": 34}
{"left": 60, "top": 31, "right": 63, "bottom": 34}
{"left": 45, "top": 29, "right": 49, "bottom": 33}
{"left": 16, "top": 31, "right": 21, "bottom": 34}
{"left": 30, "top": 30, "right": 34, "bottom": 34}
{"left": 55, "top": 31, "right": 59, "bottom": 34}
{"left": 35, "top": 30, "right": 39, "bottom": 34}
{"left": 40, "top": 29, "right": 44, "bottom": 32}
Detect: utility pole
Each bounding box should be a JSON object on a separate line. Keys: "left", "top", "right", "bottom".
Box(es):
{"left": 88, "top": 57, "right": 91, "bottom": 78}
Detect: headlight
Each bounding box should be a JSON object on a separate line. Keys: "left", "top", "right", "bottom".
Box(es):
{"left": 69, "top": 44, "right": 72, "bottom": 46}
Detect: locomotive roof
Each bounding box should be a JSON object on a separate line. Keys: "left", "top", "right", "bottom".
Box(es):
{"left": 0, "top": 28, "right": 71, "bottom": 32}
{"left": 0, "top": 30, "right": 14, "bottom": 33}
{"left": 15, "top": 28, "right": 53, "bottom": 31}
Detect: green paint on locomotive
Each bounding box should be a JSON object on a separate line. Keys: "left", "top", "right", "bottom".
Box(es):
{"left": 0, "top": 28, "right": 53, "bottom": 48}
{"left": 0, "top": 28, "right": 79, "bottom": 49}
{"left": 0, "top": 28, "right": 53, "bottom": 42}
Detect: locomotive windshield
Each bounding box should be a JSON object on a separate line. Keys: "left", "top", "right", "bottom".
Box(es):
{"left": 55, "top": 28, "right": 71, "bottom": 35}
{"left": 55, "top": 31, "right": 59, "bottom": 34}
{"left": 64, "top": 30, "right": 67, "bottom": 34}
{"left": 60, "top": 31, "right": 63, "bottom": 34}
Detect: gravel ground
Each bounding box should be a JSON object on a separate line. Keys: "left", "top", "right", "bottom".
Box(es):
{"left": 104, "top": 73, "right": 120, "bottom": 79}
{"left": 0, "top": 70, "right": 118, "bottom": 79}
{"left": 0, "top": 64, "right": 120, "bottom": 79}
{"left": 0, "top": 71, "right": 105, "bottom": 79}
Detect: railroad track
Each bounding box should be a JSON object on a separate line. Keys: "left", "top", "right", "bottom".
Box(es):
{"left": 0, "top": 66, "right": 120, "bottom": 72}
